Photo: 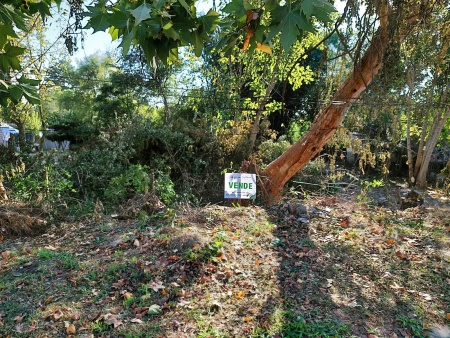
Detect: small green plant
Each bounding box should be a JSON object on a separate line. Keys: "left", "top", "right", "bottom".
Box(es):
{"left": 396, "top": 315, "right": 425, "bottom": 338}
{"left": 137, "top": 211, "right": 149, "bottom": 230}
{"left": 123, "top": 295, "right": 136, "bottom": 308}
{"left": 91, "top": 321, "right": 110, "bottom": 334}
{"left": 105, "top": 164, "right": 151, "bottom": 205}
{"left": 38, "top": 248, "right": 57, "bottom": 260}
{"left": 57, "top": 251, "right": 78, "bottom": 269}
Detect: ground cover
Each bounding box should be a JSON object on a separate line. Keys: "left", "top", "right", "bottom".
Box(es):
{"left": 0, "top": 186, "right": 449, "bottom": 337}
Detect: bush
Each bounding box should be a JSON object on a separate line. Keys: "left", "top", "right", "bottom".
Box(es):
{"left": 256, "top": 136, "right": 291, "bottom": 169}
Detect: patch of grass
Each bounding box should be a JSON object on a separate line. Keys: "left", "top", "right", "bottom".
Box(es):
{"left": 255, "top": 311, "right": 349, "bottom": 338}
{"left": 396, "top": 315, "right": 425, "bottom": 338}
{"left": 37, "top": 248, "right": 57, "bottom": 260}
{"left": 56, "top": 251, "right": 78, "bottom": 269}
{"left": 107, "top": 262, "right": 127, "bottom": 276}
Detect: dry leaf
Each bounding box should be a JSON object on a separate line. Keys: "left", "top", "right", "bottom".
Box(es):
{"left": 44, "top": 296, "right": 53, "bottom": 305}
{"left": 341, "top": 217, "right": 350, "bottom": 227}
{"left": 446, "top": 313, "right": 450, "bottom": 320}
{"left": 133, "top": 239, "right": 140, "bottom": 247}
{"left": 387, "top": 238, "right": 394, "bottom": 245}
{"left": 244, "top": 316, "right": 251, "bottom": 322}
{"left": 103, "top": 313, "right": 123, "bottom": 328}
{"left": 131, "top": 318, "right": 143, "bottom": 324}
{"left": 44, "top": 245, "right": 57, "bottom": 251}
{"left": 235, "top": 291, "right": 245, "bottom": 299}
{"left": 256, "top": 43, "right": 272, "bottom": 55}
{"left": 1, "top": 251, "right": 10, "bottom": 260}
{"left": 14, "top": 314, "right": 24, "bottom": 322}
{"left": 240, "top": 26, "right": 254, "bottom": 51}
{"left": 66, "top": 323, "right": 76, "bottom": 334}
{"left": 395, "top": 251, "right": 408, "bottom": 260}
{"left": 149, "top": 280, "right": 165, "bottom": 292}
{"left": 245, "top": 9, "right": 259, "bottom": 23}
{"left": 53, "top": 309, "right": 63, "bottom": 321}
{"left": 122, "top": 292, "right": 133, "bottom": 300}
{"left": 112, "top": 279, "right": 127, "bottom": 289}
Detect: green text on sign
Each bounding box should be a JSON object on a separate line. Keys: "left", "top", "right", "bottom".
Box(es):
{"left": 224, "top": 173, "right": 256, "bottom": 199}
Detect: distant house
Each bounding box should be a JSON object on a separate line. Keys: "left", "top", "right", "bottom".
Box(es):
{"left": 0, "top": 124, "right": 19, "bottom": 148}
{"left": 0, "top": 124, "right": 70, "bottom": 150}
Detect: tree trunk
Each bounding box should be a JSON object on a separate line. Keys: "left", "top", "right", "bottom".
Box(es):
{"left": 406, "top": 62, "right": 415, "bottom": 185}
{"left": 413, "top": 76, "right": 437, "bottom": 178}
{"left": 262, "top": 19, "right": 389, "bottom": 203}
{"left": 416, "top": 104, "right": 450, "bottom": 188}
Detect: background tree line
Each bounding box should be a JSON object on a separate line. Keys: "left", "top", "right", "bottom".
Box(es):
{"left": 0, "top": 0, "right": 449, "bottom": 215}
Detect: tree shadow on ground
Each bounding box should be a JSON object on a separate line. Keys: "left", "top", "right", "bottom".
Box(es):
{"left": 256, "top": 199, "right": 450, "bottom": 338}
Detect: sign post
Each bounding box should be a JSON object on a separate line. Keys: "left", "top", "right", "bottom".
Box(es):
{"left": 224, "top": 173, "right": 256, "bottom": 199}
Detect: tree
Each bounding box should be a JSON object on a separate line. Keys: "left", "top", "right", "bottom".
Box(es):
{"left": 0, "top": 0, "right": 60, "bottom": 106}
{"left": 5, "top": 0, "right": 445, "bottom": 202}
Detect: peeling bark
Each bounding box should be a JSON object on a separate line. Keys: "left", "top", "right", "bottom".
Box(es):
{"left": 261, "top": 14, "right": 390, "bottom": 203}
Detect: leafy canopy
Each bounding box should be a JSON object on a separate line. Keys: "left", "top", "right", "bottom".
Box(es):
{"left": 0, "top": 0, "right": 335, "bottom": 106}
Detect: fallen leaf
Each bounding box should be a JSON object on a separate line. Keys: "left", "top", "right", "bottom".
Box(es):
{"left": 418, "top": 292, "right": 432, "bottom": 301}
{"left": 44, "top": 245, "right": 57, "bottom": 251}
{"left": 44, "top": 296, "right": 53, "bottom": 305}
{"left": 66, "top": 323, "right": 76, "bottom": 334}
{"left": 133, "top": 239, "right": 140, "bottom": 247}
{"left": 112, "top": 279, "right": 127, "bottom": 289}
{"left": 14, "top": 314, "right": 24, "bottom": 322}
{"left": 244, "top": 316, "right": 251, "bottom": 322}
{"left": 341, "top": 217, "right": 350, "bottom": 228}
{"left": 395, "top": 251, "right": 408, "bottom": 260}
{"left": 446, "top": 313, "right": 450, "bottom": 320}
{"left": 148, "top": 304, "right": 163, "bottom": 315}
{"left": 387, "top": 238, "right": 395, "bottom": 245}
{"left": 53, "top": 309, "right": 63, "bottom": 321}
{"left": 131, "top": 318, "right": 143, "bottom": 324}
{"left": 1, "top": 251, "right": 10, "bottom": 260}
{"left": 235, "top": 291, "right": 245, "bottom": 299}
{"left": 103, "top": 313, "right": 123, "bottom": 328}
{"left": 149, "top": 280, "right": 165, "bottom": 292}
{"left": 122, "top": 292, "right": 133, "bottom": 300}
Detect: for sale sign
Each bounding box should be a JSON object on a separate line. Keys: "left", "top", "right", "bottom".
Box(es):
{"left": 224, "top": 173, "right": 256, "bottom": 199}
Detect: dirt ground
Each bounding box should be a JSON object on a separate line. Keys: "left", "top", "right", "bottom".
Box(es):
{"left": 0, "top": 184, "right": 449, "bottom": 337}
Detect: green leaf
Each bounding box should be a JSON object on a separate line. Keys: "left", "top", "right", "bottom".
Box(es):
{"left": 8, "top": 85, "right": 23, "bottom": 103}
{"left": 20, "top": 84, "right": 40, "bottom": 104}
{"left": 17, "top": 76, "right": 40, "bottom": 86}
{"left": 0, "top": 23, "right": 18, "bottom": 49}
{"left": 0, "top": 4, "right": 29, "bottom": 32}
{"left": 148, "top": 304, "right": 162, "bottom": 315}
{"left": 200, "top": 10, "right": 220, "bottom": 34}
{"left": 312, "top": 0, "right": 336, "bottom": 22}
{"left": 222, "top": 0, "right": 246, "bottom": 16}
{"left": 28, "top": 1, "right": 52, "bottom": 21}
{"left": 130, "top": 3, "right": 151, "bottom": 26}
{"left": 177, "top": 0, "right": 193, "bottom": 17}
{"left": 301, "top": 0, "right": 314, "bottom": 20}
{"left": 3, "top": 44, "right": 26, "bottom": 57}
{"left": 88, "top": 12, "right": 110, "bottom": 32}
{"left": 264, "top": 0, "right": 277, "bottom": 11}
{"left": 164, "top": 27, "right": 180, "bottom": 41}
{"left": 120, "top": 31, "right": 134, "bottom": 56}
{"left": 109, "top": 10, "right": 129, "bottom": 29}
{"left": 191, "top": 31, "right": 203, "bottom": 57}
{"left": 279, "top": 11, "right": 302, "bottom": 52}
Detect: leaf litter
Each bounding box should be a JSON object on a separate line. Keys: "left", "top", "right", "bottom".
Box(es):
{"left": 0, "top": 188, "right": 449, "bottom": 337}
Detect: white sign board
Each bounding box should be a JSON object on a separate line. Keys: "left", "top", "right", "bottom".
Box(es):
{"left": 224, "top": 173, "right": 256, "bottom": 199}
